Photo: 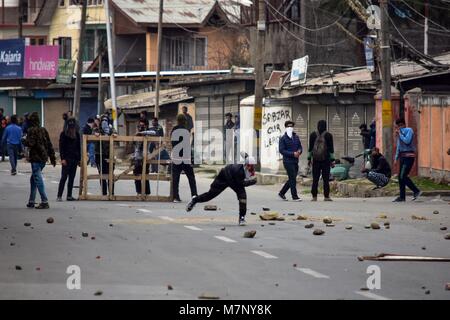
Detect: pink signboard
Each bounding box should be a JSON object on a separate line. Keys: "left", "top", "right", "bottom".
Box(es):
{"left": 23, "top": 45, "right": 59, "bottom": 79}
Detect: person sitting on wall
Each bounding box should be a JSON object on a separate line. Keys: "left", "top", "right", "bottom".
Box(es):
{"left": 361, "top": 147, "right": 391, "bottom": 190}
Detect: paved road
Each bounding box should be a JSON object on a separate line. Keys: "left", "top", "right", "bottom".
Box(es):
{"left": 0, "top": 161, "right": 449, "bottom": 300}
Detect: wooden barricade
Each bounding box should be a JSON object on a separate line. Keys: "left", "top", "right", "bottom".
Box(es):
{"left": 79, "top": 135, "right": 173, "bottom": 201}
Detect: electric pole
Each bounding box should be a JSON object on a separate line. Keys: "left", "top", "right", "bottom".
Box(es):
{"left": 97, "top": 35, "right": 104, "bottom": 116}
{"left": 105, "top": 0, "right": 118, "bottom": 131}
{"left": 155, "top": 0, "right": 164, "bottom": 119}
{"left": 73, "top": 0, "right": 88, "bottom": 121}
{"left": 424, "top": 0, "right": 429, "bottom": 55}
{"left": 380, "top": 0, "right": 393, "bottom": 166}
{"left": 18, "top": 0, "right": 24, "bottom": 38}
{"left": 253, "top": 0, "right": 266, "bottom": 166}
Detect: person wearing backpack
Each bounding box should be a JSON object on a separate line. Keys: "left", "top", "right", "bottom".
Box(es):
{"left": 308, "top": 120, "right": 335, "bottom": 201}
{"left": 278, "top": 120, "right": 302, "bottom": 201}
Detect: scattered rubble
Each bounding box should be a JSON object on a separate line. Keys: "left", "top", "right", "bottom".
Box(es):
{"left": 10, "top": 242, "right": 15, "bottom": 246}
{"left": 422, "top": 247, "right": 426, "bottom": 250}
{"left": 243, "top": 230, "right": 257, "bottom": 238}
{"left": 198, "top": 293, "right": 220, "bottom": 300}
{"left": 91, "top": 237, "right": 96, "bottom": 240}
{"left": 204, "top": 205, "right": 217, "bottom": 211}
{"left": 345, "top": 225, "right": 353, "bottom": 230}
{"left": 444, "top": 234, "right": 450, "bottom": 240}
{"left": 262, "top": 207, "right": 271, "bottom": 211}
{"left": 24, "top": 223, "right": 31, "bottom": 227}
{"left": 250, "top": 212, "right": 257, "bottom": 215}
{"left": 168, "top": 285, "right": 173, "bottom": 290}
{"left": 364, "top": 225, "right": 371, "bottom": 229}
{"left": 425, "top": 290, "right": 431, "bottom": 295}
{"left": 371, "top": 223, "right": 381, "bottom": 230}
{"left": 384, "top": 222, "right": 390, "bottom": 226}
{"left": 313, "top": 229, "right": 325, "bottom": 236}
{"left": 293, "top": 264, "right": 297, "bottom": 268}
{"left": 46, "top": 218, "right": 54, "bottom": 224}
{"left": 297, "top": 215, "right": 308, "bottom": 220}
{"left": 445, "top": 283, "right": 450, "bottom": 291}
{"left": 440, "top": 227, "right": 447, "bottom": 231}
{"left": 82, "top": 232, "right": 89, "bottom": 237}
{"left": 109, "top": 224, "right": 114, "bottom": 227}
{"left": 15, "top": 265, "right": 22, "bottom": 270}
{"left": 326, "top": 224, "right": 335, "bottom": 227}
{"left": 433, "top": 210, "right": 439, "bottom": 215}
{"left": 96, "top": 256, "right": 101, "bottom": 259}
{"left": 377, "top": 214, "right": 388, "bottom": 219}
{"left": 305, "top": 223, "right": 314, "bottom": 229}
{"left": 276, "top": 217, "right": 285, "bottom": 221}
{"left": 412, "top": 215, "right": 427, "bottom": 221}
{"left": 288, "top": 213, "right": 295, "bottom": 216}
{"left": 323, "top": 216, "right": 332, "bottom": 224}
{"left": 94, "top": 291, "right": 103, "bottom": 296}
{"left": 259, "top": 212, "right": 280, "bottom": 221}
{"left": 269, "top": 222, "right": 276, "bottom": 226}
{"left": 221, "top": 227, "right": 226, "bottom": 231}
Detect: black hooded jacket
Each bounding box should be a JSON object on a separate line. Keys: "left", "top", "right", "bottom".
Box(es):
{"left": 24, "top": 113, "right": 56, "bottom": 164}
{"left": 308, "top": 120, "right": 335, "bottom": 161}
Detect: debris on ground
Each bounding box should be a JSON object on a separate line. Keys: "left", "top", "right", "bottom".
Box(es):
{"left": 422, "top": 247, "right": 426, "bottom": 250}
{"left": 360, "top": 287, "right": 369, "bottom": 291}
{"left": 276, "top": 217, "right": 285, "bottom": 221}
{"left": 345, "top": 225, "right": 353, "bottom": 230}
{"left": 91, "top": 237, "right": 96, "bottom": 240}
{"left": 412, "top": 215, "right": 427, "bottom": 221}
{"left": 293, "top": 264, "right": 297, "bottom": 267}
{"left": 425, "top": 290, "right": 431, "bottom": 295}
{"left": 46, "top": 217, "right": 54, "bottom": 224}
{"left": 15, "top": 265, "right": 22, "bottom": 270}
{"left": 326, "top": 224, "right": 335, "bottom": 227}
{"left": 82, "top": 232, "right": 89, "bottom": 237}
{"left": 109, "top": 224, "right": 113, "bottom": 227}
{"left": 204, "top": 205, "right": 217, "bottom": 211}
{"left": 313, "top": 229, "right": 325, "bottom": 236}
{"left": 259, "top": 212, "right": 280, "bottom": 221}
{"left": 10, "top": 242, "right": 15, "bottom": 246}
{"left": 243, "top": 230, "right": 257, "bottom": 238}
{"left": 305, "top": 223, "right": 314, "bottom": 229}
{"left": 297, "top": 215, "right": 308, "bottom": 220}
{"left": 288, "top": 213, "right": 295, "bottom": 216}
{"left": 433, "top": 210, "right": 439, "bottom": 215}
{"left": 168, "top": 285, "right": 173, "bottom": 290}
{"left": 94, "top": 290, "right": 103, "bottom": 296}
{"left": 323, "top": 216, "right": 332, "bottom": 224}
{"left": 35, "top": 267, "right": 40, "bottom": 271}
{"left": 262, "top": 207, "right": 271, "bottom": 211}
{"left": 444, "top": 234, "right": 450, "bottom": 240}
{"left": 96, "top": 256, "right": 101, "bottom": 259}
{"left": 371, "top": 222, "right": 381, "bottom": 230}
{"left": 24, "top": 223, "right": 31, "bottom": 227}
{"left": 445, "top": 283, "right": 450, "bottom": 291}
{"left": 269, "top": 222, "right": 276, "bottom": 226}
{"left": 250, "top": 212, "right": 257, "bottom": 215}
{"left": 384, "top": 222, "right": 390, "bottom": 226}
{"left": 221, "top": 227, "right": 226, "bottom": 231}
{"left": 198, "top": 293, "right": 220, "bottom": 299}
{"left": 377, "top": 214, "right": 388, "bottom": 219}
{"left": 364, "top": 225, "right": 371, "bottom": 229}
{"left": 440, "top": 227, "right": 447, "bottom": 231}
{"left": 357, "top": 253, "right": 450, "bottom": 262}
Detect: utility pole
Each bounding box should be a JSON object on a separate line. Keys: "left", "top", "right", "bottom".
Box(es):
{"left": 18, "top": 0, "right": 24, "bottom": 38}
{"left": 104, "top": 0, "right": 118, "bottom": 131}
{"left": 424, "top": 0, "right": 429, "bottom": 55}
{"left": 253, "top": 0, "right": 266, "bottom": 166}
{"left": 155, "top": 0, "right": 164, "bottom": 119}
{"left": 97, "top": 35, "right": 104, "bottom": 116}
{"left": 73, "top": 0, "right": 88, "bottom": 121}
{"left": 380, "top": 0, "right": 393, "bottom": 166}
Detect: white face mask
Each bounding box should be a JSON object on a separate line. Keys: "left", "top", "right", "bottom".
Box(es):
{"left": 286, "top": 127, "right": 294, "bottom": 138}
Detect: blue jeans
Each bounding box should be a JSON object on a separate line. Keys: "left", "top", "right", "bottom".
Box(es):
{"left": 29, "top": 162, "right": 48, "bottom": 204}
{"left": 88, "top": 142, "right": 96, "bottom": 166}
{"left": 7, "top": 144, "right": 20, "bottom": 172}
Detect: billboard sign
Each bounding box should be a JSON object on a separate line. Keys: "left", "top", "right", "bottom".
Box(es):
{"left": 24, "top": 45, "right": 59, "bottom": 79}
{"left": 290, "top": 55, "right": 309, "bottom": 85}
{"left": 56, "top": 59, "right": 75, "bottom": 84}
{"left": 0, "top": 39, "right": 25, "bottom": 79}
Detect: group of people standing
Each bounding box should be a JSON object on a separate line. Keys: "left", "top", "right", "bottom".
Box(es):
{"left": 277, "top": 117, "right": 421, "bottom": 203}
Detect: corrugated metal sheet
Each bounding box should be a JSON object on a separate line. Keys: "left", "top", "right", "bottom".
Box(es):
{"left": 112, "top": 0, "right": 237, "bottom": 25}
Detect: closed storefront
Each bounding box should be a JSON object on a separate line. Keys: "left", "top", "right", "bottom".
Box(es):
{"left": 16, "top": 98, "right": 42, "bottom": 125}
{"left": 0, "top": 91, "right": 13, "bottom": 116}
{"left": 44, "top": 99, "right": 71, "bottom": 150}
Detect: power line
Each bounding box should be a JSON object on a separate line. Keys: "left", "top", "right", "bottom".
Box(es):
{"left": 399, "top": 0, "right": 450, "bottom": 31}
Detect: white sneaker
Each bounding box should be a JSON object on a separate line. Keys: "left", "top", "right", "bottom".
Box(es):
{"left": 292, "top": 197, "right": 302, "bottom": 202}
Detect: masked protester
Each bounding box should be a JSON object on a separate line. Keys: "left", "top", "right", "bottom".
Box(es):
{"left": 93, "top": 114, "right": 115, "bottom": 196}
{"left": 57, "top": 118, "right": 81, "bottom": 201}
{"left": 133, "top": 120, "right": 151, "bottom": 196}
{"left": 23, "top": 112, "right": 56, "bottom": 209}
{"left": 278, "top": 120, "right": 302, "bottom": 201}
{"left": 392, "top": 118, "right": 421, "bottom": 202}
{"left": 186, "top": 153, "right": 257, "bottom": 225}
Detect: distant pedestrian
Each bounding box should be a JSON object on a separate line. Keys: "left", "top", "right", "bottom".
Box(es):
{"left": 308, "top": 120, "right": 335, "bottom": 201}
{"left": 171, "top": 114, "right": 198, "bottom": 203}
{"left": 23, "top": 112, "right": 56, "bottom": 209}
{"left": 278, "top": 120, "right": 302, "bottom": 201}
{"left": 362, "top": 147, "right": 391, "bottom": 190}
{"left": 133, "top": 120, "right": 151, "bottom": 196}
{"left": 1, "top": 115, "right": 22, "bottom": 175}
{"left": 186, "top": 154, "right": 257, "bottom": 225}
{"left": 148, "top": 117, "right": 164, "bottom": 173}
{"left": 0, "top": 108, "right": 6, "bottom": 162}
{"left": 224, "top": 112, "right": 235, "bottom": 163}
{"left": 82, "top": 118, "right": 96, "bottom": 167}
{"left": 182, "top": 106, "right": 194, "bottom": 133}
{"left": 359, "top": 123, "right": 371, "bottom": 150}
{"left": 57, "top": 118, "right": 81, "bottom": 202}
{"left": 21, "top": 113, "right": 30, "bottom": 136}
{"left": 369, "top": 119, "right": 376, "bottom": 149}
{"left": 93, "top": 114, "right": 115, "bottom": 196}
{"left": 392, "top": 118, "right": 421, "bottom": 202}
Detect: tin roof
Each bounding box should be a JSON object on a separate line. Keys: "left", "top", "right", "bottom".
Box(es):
{"left": 111, "top": 0, "right": 238, "bottom": 26}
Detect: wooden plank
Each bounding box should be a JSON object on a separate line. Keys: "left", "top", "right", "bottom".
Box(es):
{"left": 87, "top": 174, "right": 171, "bottom": 181}
{"left": 108, "top": 135, "right": 114, "bottom": 200}
{"left": 85, "top": 135, "right": 170, "bottom": 143}
{"left": 81, "top": 134, "right": 88, "bottom": 197}
{"left": 141, "top": 138, "right": 148, "bottom": 197}
{"left": 112, "top": 195, "right": 172, "bottom": 202}
{"left": 83, "top": 194, "right": 110, "bottom": 201}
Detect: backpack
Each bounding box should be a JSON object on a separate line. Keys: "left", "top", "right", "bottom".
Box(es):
{"left": 312, "top": 131, "right": 328, "bottom": 161}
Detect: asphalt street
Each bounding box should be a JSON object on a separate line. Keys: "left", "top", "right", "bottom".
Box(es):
{"left": 0, "top": 161, "right": 449, "bottom": 300}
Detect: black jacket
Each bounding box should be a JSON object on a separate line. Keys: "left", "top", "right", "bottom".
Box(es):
{"left": 371, "top": 154, "right": 391, "bottom": 178}
{"left": 59, "top": 131, "right": 81, "bottom": 162}
{"left": 82, "top": 124, "right": 93, "bottom": 135}
{"left": 279, "top": 133, "right": 302, "bottom": 163}
{"left": 219, "top": 164, "right": 256, "bottom": 188}
{"left": 24, "top": 114, "right": 56, "bottom": 164}
{"left": 308, "top": 131, "right": 335, "bottom": 161}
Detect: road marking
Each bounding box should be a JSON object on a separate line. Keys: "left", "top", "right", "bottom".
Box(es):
{"left": 214, "top": 236, "right": 237, "bottom": 243}
{"left": 51, "top": 181, "right": 59, "bottom": 184}
{"left": 355, "top": 291, "right": 390, "bottom": 300}
{"left": 159, "top": 216, "right": 175, "bottom": 222}
{"left": 251, "top": 250, "right": 278, "bottom": 259}
{"left": 138, "top": 209, "right": 152, "bottom": 213}
{"left": 295, "top": 268, "right": 330, "bottom": 279}
{"left": 184, "top": 225, "right": 202, "bottom": 231}
{"left": 117, "top": 204, "right": 129, "bottom": 207}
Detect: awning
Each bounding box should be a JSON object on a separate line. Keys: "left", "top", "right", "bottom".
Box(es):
{"left": 104, "top": 87, "right": 192, "bottom": 113}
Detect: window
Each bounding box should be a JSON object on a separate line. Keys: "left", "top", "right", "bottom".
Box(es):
{"left": 167, "top": 36, "right": 207, "bottom": 68}
{"left": 83, "top": 29, "right": 106, "bottom": 62}
{"left": 70, "top": 0, "right": 103, "bottom": 5}
{"left": 53, "top": 37, "right": 72, "bottom": 59}
{"left": 27, "top": 36, "right": 46, "bottom": 46}
{"left": 194, "top": 37, "right": 206, "bottom": 66}
{"left": 59, "top": 0, "right": 65, "bottom": 6}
